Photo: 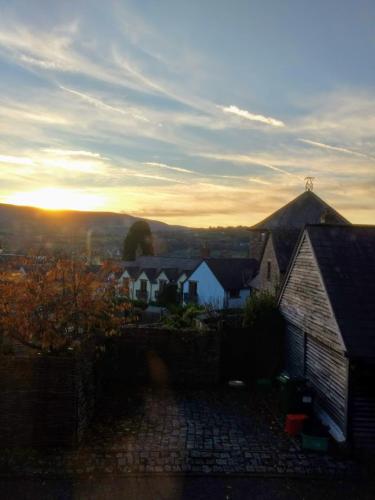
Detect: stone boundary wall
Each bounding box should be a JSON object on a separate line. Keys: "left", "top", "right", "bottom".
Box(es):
{"left": 0, "top": 344, "right": 96, "bottom": 448}
{"left": 103, "top": 327, "right": 221, "bottom": 388}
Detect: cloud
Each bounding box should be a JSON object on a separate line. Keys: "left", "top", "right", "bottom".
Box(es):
{"left": 212, "top": 174, "right": 271, "bottom": 185}
{"left": 42, "top": 148, "right": 106, "bottom": 159}
{"left": 0, "top": 155, "right": 34, "bottom": 165}
{"left": 124, "top": 170, "right": 186, "bottom": 184}
{"left": 196, "top": 152, "right": 296, "bottom": 177}
{"left": 144, "top": 161, "right": 194, "bottom": 174}
{"left": 59, "top": 86, "right": 150, "bottom": 122}
{"left": 298, "top": 138, "right": 374, "bottom": 160}
{"left": 220, "top": 105, "right": 285, "bottom": 127}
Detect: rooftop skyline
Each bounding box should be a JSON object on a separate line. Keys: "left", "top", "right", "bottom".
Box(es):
{"left": 0, "top": 0, "right": 374, "bottom": 226}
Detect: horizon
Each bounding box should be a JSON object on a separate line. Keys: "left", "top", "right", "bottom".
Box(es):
{"left": 0, "top": 1, "right": 375, "bottom": 226}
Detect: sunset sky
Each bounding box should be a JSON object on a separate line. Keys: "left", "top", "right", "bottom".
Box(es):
{"left": 0, "top": 0, "right": 374, "bottom": 227}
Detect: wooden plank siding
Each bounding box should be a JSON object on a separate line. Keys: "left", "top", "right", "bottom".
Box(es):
{"left": 305, "top": 336, "right": 347, "bottom": 429}
{"left": 349, "top": 366, "right": 375, "bottom": 449}
{"left": 280, "top": 234, "right": 349, "bottom": 437}
{"left": 285, "top": 323, "right": 305, "bottom": 378}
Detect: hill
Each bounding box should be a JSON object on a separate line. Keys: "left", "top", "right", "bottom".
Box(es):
{"left": 0, "top": 203, "right": 187, "bottom": 258}
{"left": 0, "top": 203, "right": 252, "bottom": 260}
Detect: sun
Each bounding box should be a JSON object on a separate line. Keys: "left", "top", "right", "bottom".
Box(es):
{"left": 5, "top": 188, "right": 104, "bottom": 211}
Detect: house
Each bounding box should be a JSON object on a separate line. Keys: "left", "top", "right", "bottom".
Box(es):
{"left": 250, "top": 229, "right": 301, "bottom": 294}
{"left": 249, "top": 189, "right": 349, "bottom": 294}
{"left": 119, "top": 256, "right": 200, "bottom": 303}
{"left": 279, "top": 225, "right": 375, "bottom": 448}
{"left": 182, "top": 258, "right": 258, "bottom": 309}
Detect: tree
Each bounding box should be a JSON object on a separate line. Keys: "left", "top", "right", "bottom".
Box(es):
{"left": 122, "top": 221, "right": 154, "bottom": 261}
{"left": 157, "top": 283, "right": 179, "bottom": 307}
{"left": 0, "top": 259, "right": 134, "bottom": 353}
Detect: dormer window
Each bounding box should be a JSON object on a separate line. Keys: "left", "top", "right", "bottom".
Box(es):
{"left": 140, "top": 279, "right": 147, "bottom": 293}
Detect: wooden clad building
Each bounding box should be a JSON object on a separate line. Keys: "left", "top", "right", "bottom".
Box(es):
{"left": 279, "top": 225, "right": 375, "bottom": 448}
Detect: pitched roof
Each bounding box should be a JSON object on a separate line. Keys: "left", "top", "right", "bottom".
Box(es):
{"left": 204, "top": 258, "right": 258, "bottom": 290}
{"left": 271, "top": 228, "right": 302, "bottom": 273}
{"left": 306, "top": 225, "right": 375, "bottom": 360}
{"left": 162, "top": 268, "right": 180, "bottom": 282}
{"left": 251, "top": 191, "right": 349, "bottom": 230}
{"left": 121, "top": 256, "right": 201, "bottom": 283}
{"left": 123, "top": 267, "right": 139, "bottom": 279}
{"left": 139, "top": 268, "right": 158, "bottom": 283}
{"left": 121, "top": 256, "right": 200, "bottom": 271}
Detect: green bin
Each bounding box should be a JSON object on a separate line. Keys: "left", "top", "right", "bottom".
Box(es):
{"left": 301, "top": 433, "right": 329, "bottom": 452}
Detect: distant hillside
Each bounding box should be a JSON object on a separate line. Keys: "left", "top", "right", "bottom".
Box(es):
{"left": 0, "top": 204, "right": 251, "bottom": 259}
{"left": 0, "top": 203, "right": 187, "bottom": 257}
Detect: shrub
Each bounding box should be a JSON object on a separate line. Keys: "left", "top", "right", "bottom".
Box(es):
{"left": 157, "top": 283, "right": 179, "bottom": 307}
{"left": 243, "top": 291, "right": 284, "bottom": 379}
{"left": 162, "top": 304, "right": 205, "bottom": 330}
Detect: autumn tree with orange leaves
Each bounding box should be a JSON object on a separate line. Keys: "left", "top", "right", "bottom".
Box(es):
{"left": 0, "top": 259, "right": 134, "bottom": 353}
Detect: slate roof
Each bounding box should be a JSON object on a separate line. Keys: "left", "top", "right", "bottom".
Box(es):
{"left": 204, "top": 258, "right": 259, "bottom": 290}
{"left": 124, "top": 267, "right": 139, "bottom": 279}
{"left": 251, "top": 191, "right": 349, "bottom": 230}
{"left": 139, "top": 268, "right": 158, "bottom": 283}
{"left": 121, "top": 256, "right": 201, "bottom": 283}
{"left": 271, "top": 228, "right": 302, "bottom": 273}
{"left": 306, "top": 225, "right": 375, "bottom": 360}
{"left": 121, "top": 256, "right": 200, "bottom": 271}
{"left": 162, "top": 268, "right": 180, "bottom": 282}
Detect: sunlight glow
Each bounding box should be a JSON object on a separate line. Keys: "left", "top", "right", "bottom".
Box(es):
{"left": 5, "top": 188, "right": 105, "bottom": 211}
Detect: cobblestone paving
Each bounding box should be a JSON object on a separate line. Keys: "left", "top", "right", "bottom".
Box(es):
{"left": 0, "top": 388, "right": 358, "bottom": 477}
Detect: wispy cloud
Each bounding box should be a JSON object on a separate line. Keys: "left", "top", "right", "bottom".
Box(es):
{"left": 59, "top": 86, "right": 150, "bottom": 122}
{"left": 196, "top": 152, "right": 295, "bottom": 177}
{"left": 42, "top": 149, "right": 106, "bottom": 159}
{"left": 212, "top": 174, "right": 271, "bottom": 185}
{"left": 220, "top": 105, "right": 285, "bottom": 127}
{"left": 125, "top": 170, "right": 186, "bottom": 184}
{"left": 0, "top": 155, "right": 34, "bottom": 165}
{"left": 298, "top": 138, "right": 374, "bottom": 160}
{"left": 144, "top": 161, "right": 194, "bottom": 174}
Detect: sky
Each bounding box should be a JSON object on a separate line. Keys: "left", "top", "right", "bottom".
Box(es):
{"left": 0, "top": 0, "right": 374, "bottom": 227}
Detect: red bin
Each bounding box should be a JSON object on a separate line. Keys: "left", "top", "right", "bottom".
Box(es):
{"left": 284, "top": 414, "right": 308, "bottom": 436}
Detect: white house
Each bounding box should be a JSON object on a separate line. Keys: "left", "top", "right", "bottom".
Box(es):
{"left": 182, "top": 258, "right": 258, "bottom": 309}
{"left": 118, "top": 256, "right": 201, "bottom": 304}
{"left": 132, "top": 268, "right": 158, "bottom": 302}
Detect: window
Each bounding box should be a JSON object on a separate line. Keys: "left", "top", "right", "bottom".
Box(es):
{"left": 188, "top": 281, "right": 197, "bottom": 297}
{"left": 229, "top": 290, "right": 240, "bottom": 298}
{"left": 266, "top": 260, "right": 272, "bottom": 281}
{"left": 140, "top": 279, "right": 147, "bottom": 293}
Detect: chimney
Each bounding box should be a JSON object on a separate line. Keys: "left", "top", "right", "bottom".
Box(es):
{"left": 200, "top": 243, "right": 211, "bottom": 259}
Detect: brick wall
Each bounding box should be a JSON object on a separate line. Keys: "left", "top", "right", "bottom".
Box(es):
{"left": 102, "top": 327, "right": 221, "bottom": 389}
{"left": 0, "top": 343, "right": 96, "bottom": 448}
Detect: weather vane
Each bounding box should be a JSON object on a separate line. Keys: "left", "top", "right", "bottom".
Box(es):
{"left": 305, "top": 177, "right": 315, "bottom": 192}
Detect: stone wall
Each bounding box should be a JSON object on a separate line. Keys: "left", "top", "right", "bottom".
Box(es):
{"left": 0, "top": 343, "right": 96, "bottom": 448}
{"left": 102, "top": 327, "right": 221, "bottom": 389}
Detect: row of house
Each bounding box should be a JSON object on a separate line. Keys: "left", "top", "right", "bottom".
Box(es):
{"left": 117, "top": 189, "right": 353, "bottom": 311}
{"left": 117, "top": 189, "right": 352, "bottom": 310}
{"left": 118, "top": 255, "right": 258, "bottom": 309}
{"left": 119, "top": 256, "right": 200, "bottom": 303}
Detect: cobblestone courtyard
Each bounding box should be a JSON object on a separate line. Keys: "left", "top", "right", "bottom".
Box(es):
{"left": 0, "top": 387, "right": 358, "bottom": 478}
